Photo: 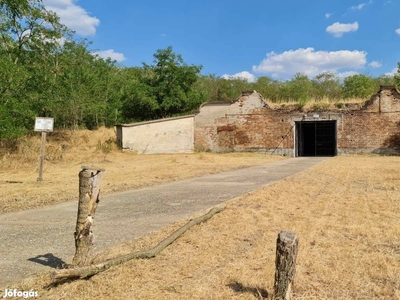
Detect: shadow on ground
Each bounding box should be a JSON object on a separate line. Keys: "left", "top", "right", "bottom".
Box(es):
{"left": 28, "top": 253, "right": 67, "bottom": 269}
{"left": 227, "top": 281, "right": 269, "bottom": 299}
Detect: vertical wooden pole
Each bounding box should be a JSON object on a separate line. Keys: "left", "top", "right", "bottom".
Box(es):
{"left": 37, "top": 131, "right": 47, "bottom": 181}
{"left": 72, "top": 166, "right": 105, "bottom": 267}
{"left": 273, "top": 231, "right": 299, "bottom": 300}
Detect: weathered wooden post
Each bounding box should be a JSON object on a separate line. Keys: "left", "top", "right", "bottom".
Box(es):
{"left": 273, "top": 231, "right": 299, "bottom": 300}
{"left": 34, "top": 117, "right": 54, "bottom": 181}
{"left": 71, "top": 166, "right": 105, "bottom": 267}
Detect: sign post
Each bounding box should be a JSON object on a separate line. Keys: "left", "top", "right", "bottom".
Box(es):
{"left": 34, "top": 117, "right": 54, "bottom": 181}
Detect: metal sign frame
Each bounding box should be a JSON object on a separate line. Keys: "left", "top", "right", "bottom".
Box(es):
{"left": 34, "top": 117, "right": 54, "bottom": 132}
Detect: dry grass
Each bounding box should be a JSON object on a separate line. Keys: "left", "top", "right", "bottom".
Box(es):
{"left": 267, "top": 97, "right": 367, "bottom": 111}
{"left": 10, "top": 155, "right": 400, "bottom": 299}
{"left": 0, "top": 127, "right": 284, "bottom": 214}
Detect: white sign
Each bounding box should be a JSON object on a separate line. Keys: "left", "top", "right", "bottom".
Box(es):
{"left": 34, "top": 117, "right": 54, "bottom": 132}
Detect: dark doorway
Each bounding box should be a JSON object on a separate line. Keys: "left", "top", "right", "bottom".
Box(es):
{"left": 296, "top": 121, "right": 337, "bottom": 156}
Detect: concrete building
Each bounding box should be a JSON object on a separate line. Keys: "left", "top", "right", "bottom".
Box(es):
{"left": 116, "top": 115, "right": 194, "bottom": 154}
{"left": 117, "top": 86, "right": 400, "bottom": 156}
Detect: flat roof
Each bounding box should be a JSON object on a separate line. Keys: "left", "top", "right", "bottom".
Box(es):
{"left": 116, "top": 115, "right": 195, "bottom": 128}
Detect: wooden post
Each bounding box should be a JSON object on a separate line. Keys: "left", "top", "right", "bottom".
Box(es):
{"left": 37, "top": 131, "right": 47, "bottom": 181}
{"left": 71, "top": 166, "right": 105, "bottom": 267}
{"left": 273, "top": 231, "right": 299, "bottom": 300}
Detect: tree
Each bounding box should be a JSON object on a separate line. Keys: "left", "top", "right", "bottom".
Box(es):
{"left": 312, "top": 72, "right": 342, "bottom": 101}
{"left": 253, "top": 76, "right": 274, "bottom": 100}
{"left": 53, "top": 40, "right": 120, "bottom": 129}
{"left": 117, "top": 67, "right": 159, "bottom": 122}
{"left": 142, "top": 46, "right": 202, "bottom": 118}
{"left": 286, "top": 73, "right": 313, "bottom": 102}
{"left": 375, "top": 74, "right": 396, "bottom": 87}
{"left": 0, "top": 0, "right": 70, "bottom": 137}
{"left": 342, "top": 74, "right": 376, "bottom": 99}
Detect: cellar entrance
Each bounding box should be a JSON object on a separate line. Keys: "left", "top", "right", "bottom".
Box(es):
{"left": 296, "top": 121, "right": 337, "bottom": 156}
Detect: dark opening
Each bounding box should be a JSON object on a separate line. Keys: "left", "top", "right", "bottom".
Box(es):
{"left": 296, "top": 121, "right": 336, "bottom": 156}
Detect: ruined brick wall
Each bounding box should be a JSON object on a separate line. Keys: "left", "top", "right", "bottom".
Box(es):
{"left": 337, "top": 86, "right": 400, "bottom": 153}
{"left": 194, "top": 86, "right": 400, "bottom": 155}
{"left": 338, "top": 111, "right": 400, "bottom": 154}
{"left": 195, "top": 107, "right": 300, "bottom": 154}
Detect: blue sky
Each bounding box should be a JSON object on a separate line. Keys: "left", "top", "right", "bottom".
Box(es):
{"left": 43, "top": 0, "right": 400, "bottom": 82}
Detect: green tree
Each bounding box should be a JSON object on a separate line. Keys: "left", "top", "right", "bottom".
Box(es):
{"left": 142, "top": 46, "right": 202, "bottom": 118}
{"left": 119, "top": 67, "right": 159, "bottom": 122}
{"left": 0, "top": 0, "right": 70, "bottom": 137}
{"left": 51, "top": 40, "right": 120, "bottom": 129}
{"left": 342, "top": 74, "right": 376, "bottom": 99}
{"left": 375, "top": 74, "right": 395, "bottom": 86}
{"left": 312, "top": 72, "right": 342, "bottom": 101}
{"left": 253, "top": 76, "right": 275, "bottom": 100}
{"left": 286, "top": 73, "right": 313, "bottom": 102}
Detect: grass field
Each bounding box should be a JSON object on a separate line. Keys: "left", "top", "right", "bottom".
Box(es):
{"left": 2, "top": 129, "right": 400, "bottom": 299}
{"left": 0, "top": 127, "right": 284, "bottom": 215}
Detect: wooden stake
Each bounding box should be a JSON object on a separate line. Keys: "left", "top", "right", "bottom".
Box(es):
{"left": 51, "top": 206, "right": 225, "bottom": 280}
{"left": 71, "top": 166, "right": 105, "bottom": 267}
{"left": 37, "top": 131, "right": 47, "bottom": 181}
{"left": 273, "top": 231, "right": 298, "bottom": 300}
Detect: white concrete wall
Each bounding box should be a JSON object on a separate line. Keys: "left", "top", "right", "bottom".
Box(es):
{"left": 119, "top": 116, "right": 194, "bottom": 154}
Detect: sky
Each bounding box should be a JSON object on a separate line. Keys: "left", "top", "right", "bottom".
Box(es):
{"left": 42, "top": 0, "right": 400, "bottom": 82}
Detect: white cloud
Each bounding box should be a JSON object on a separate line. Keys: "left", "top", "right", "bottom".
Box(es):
{"left": 326, "top": 22, "right": 359, "bottom": 38}
{"left": 396, "top": 28, "right": 400, "bottom": 35}
{"left": 325, "top": 12, "right": 334, "bottom": 18}
{"left": 252, "top": 47, "right": 367, "bottom": 79}
{"left": 385, "top": 68, "right": 398, "bottom": 76}
{"left": 43, "top": 0, "right": 100, "bottom": 36}
{"left": 368, "top": 61, "right": 382, "bottom": 68}
{"left": 221, "top": 71, "right": 256, "bottom": 83}
{"left": 337, "top": 71, "right": 359, "bottom": 78}
{"left": 350, "top": 0, "right": 372, "bottom": 10}
{"left": 93, "top": 50, "right": 126, "bottom": 62}
{"left": 351, "top": 3, "right": 366, "bottom": 10}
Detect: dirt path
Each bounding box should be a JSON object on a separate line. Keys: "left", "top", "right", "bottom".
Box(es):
{"left": 0, "top": 157, "right": 328, "bottom": 287}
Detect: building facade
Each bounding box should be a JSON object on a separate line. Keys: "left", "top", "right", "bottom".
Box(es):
{"left": 117, "top": 86, "right": 400, "bottom": 156}
{"left": 194, "top": 86, "right": 400, "bottom": 156}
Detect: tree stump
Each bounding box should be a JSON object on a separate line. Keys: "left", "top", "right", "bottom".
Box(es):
{"left": 273, "top": 231, "right": 299, "bottom": 300}
{"left": 71, "top": 166, "right": 105, "bottom": 267}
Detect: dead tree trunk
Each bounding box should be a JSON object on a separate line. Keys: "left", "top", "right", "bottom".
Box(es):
{"left": 273, "top": 231, "right": 298, "bottom": 300}
{"left": 71, "top": 166, "right": 105, "bottom": 267}
{"left": 51, "top": 206, "right": 225, "bottom": 280}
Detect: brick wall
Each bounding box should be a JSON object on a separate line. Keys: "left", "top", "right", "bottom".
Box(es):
{"left": 194, "top": 86, "right": 400, "bottom": 155}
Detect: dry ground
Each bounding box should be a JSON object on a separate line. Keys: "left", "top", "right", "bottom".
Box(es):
{"left": 0, "top": 127, "right": 284, "bottom": 215}
{"left": 7, "top": 155, "right": 400, "bottom": 300}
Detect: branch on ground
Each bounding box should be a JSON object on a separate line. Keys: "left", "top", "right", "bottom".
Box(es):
{"left": 51, "top": 206, "right": 225, "bottom": 280}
